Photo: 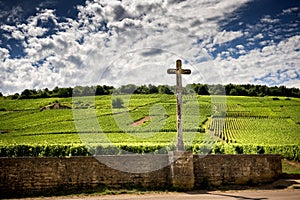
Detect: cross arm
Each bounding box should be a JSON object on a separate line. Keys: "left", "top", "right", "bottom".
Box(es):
{"left": 167, "top": 68, "right": 191, "bottom": 74}
{"left": 167, "top": 59, "right": 191, "bottom": 75}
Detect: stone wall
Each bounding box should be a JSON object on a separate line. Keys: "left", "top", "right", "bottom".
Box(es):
{"left": 0, "top": 155, "right": 170, "bottom": 198}
{"left": 193, "top": 154, "right": 282, "bottom": 188}
{"left": 0, "top": 154, "right": 282, "bottom": 198}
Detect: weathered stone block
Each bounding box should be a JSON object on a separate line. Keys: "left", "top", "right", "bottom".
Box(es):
{"left": 169, "top": 151, "right": 194, "bottom": 190}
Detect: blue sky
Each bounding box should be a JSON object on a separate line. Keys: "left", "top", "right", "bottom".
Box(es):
{"left": 0, "top": 0, "right": 299, "bottom": 95}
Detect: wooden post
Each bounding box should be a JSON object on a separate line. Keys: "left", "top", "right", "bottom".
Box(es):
{"left": 175, "top": 60, "right": 184, "bottom": 151}
{"left": 167, "top": 60, "right": 191, "bottom": 151}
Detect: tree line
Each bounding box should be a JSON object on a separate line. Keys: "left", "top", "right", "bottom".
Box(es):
{"left": 1, "top": 83, "right": 299, "bottom": 99}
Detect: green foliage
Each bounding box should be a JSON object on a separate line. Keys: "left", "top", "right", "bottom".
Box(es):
{"left": 4, "top": 83, "right": 300, "bottom": 99}
{"left": 112, "top": 98, "right": 124, "bottom": 108}
{"left": 0, "top": 143, "right": 298, "bottom": 161}
{"left": 0, "top": 145, "right": 90, "bottom": 157}
{"left": 205, "top": 96, "right": 300, "bottom": 160}
{"left": 0, "top": 95, "right": 299, "bottom": 161}
{"left": 214, "top": 143, "right": 300, "bottom": 161}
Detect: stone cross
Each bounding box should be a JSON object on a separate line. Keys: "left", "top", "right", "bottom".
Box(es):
{"left": 167, "top": 60, "right": 191, "bottom": 151}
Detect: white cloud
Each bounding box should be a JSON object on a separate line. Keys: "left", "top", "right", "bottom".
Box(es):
{"left": 254, "top": 33, "right": 264, "bottom": 39}
{"left": 213, "top": 30, "right": 244, "bottom": 45}
{"left": 260, "top": 15, "right": 280, "bottom": 24}
{"left": 0, "top": 48, "right": 9, "bottom": 61}
{"left": 236, "top": 45, "right": 244, "bottom": 50}
{"left": 0, "top": 0, "right": 299, "bottom": 95}
{"left": 1, "top": 24, "right": 16, "bottom": 32}
{"left": 282, "top": 7, "right": 299, "bottom": 15}
{"left": 215, "top": 35, "right": 300, "bottom": 87}
{"left": 6, "top": 6, "right": 23, "bottom": 23}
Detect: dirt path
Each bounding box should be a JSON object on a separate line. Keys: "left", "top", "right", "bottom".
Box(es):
{"left": 12, "top": 179, "right": 300, "bottom": 200}
{"left": 129, "top": 116, "right": 152, "bottom": 126}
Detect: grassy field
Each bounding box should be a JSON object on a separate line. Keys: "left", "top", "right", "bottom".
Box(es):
{"left": 0, "top": 94, "right": 299, "bottom": 160}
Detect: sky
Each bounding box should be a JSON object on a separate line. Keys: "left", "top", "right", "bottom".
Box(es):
{"left": 0, "top": 0, "right": 299, "bottom": 95}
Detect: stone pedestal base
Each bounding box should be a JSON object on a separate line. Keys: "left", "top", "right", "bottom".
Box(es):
{"left": 169, "top": 151, "right": 194, "bottom": 190}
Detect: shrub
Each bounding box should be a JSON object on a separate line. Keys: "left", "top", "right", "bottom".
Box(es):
{"left": 112, "top": 98, "right": 124, "bottom": 108}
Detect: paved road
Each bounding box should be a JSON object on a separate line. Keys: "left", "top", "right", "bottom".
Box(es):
{"left": 16, "top": 189, "right": 300, "bottom": 200}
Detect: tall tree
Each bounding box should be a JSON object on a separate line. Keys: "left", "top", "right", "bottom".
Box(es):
{"left": 20, "top": 89, "right": 33, "bottom": 99}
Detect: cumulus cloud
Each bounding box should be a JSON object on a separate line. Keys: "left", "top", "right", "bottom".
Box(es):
{"left": 216, "top": 35, "right": 300, "bottom": 87}
{"left": 0, "top": 0, "right": 299, "bottom": 95}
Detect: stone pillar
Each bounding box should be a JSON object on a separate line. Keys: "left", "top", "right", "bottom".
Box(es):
{"left": 168, "top": 151, "right": 194, "bottom": 190}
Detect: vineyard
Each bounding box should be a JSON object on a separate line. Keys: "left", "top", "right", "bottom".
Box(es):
{"left": 0, "top": 94, "right": 299, "bottom": 161}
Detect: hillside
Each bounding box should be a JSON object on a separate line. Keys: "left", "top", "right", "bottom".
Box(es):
{"left": 0, "top": 95, "right": 299, "bottom": 160}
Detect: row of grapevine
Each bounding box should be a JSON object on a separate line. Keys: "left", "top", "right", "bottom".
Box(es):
{"left": 0, "top": 144, "right": 176, "bottom": 157}
{"left": 207, "top": 117, "right": 225, "bottom": 138}
{"left": 2, "top": 143, "right": 298, "bottom": 161}
{"left": 206, "top": 116, "right": 300, "bottom": 146}
{"left": 0, "top": 145, "right": 90, "bottom": 157}
{"left": 212, "top": 143, "right": 300, "bottom": 161}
